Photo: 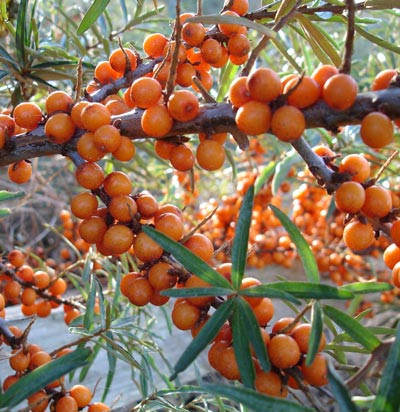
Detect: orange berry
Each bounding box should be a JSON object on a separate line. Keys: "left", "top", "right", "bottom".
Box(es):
{"left": 154, "top": 212, "right": 184, "bottom": 240}
{"left": 34, "top": 270, "right": 51, "bottom": 289}
{"left": 343, "top": 220, "right": 375, "bottom": 252}
{"left": 109, "top": 194, "right": 137, "bottom": 222}
{"left": 301, "top": 353, "right": 328, "bottom": 386}
{"left": 183, "top": 233, "right": 214, "bottom": 262}
{"left": 9, "top": 349, "right": 31, "bottom": 372}
{"left": 383, "top": 243, "right": 400, "bottom": 269}
{"left": 311, "top": 64, "right": 339, "bottom": 91}
{"left": 112, "top": 135, "right": 136, "bottom": 161}
{"left": 64, "top": 308, "right": 81, "bottom": 325}
{"left": 361, "top": 185, "right": 392, "bottom": 218}
{"left": 30, "top": 350, "right": 52, "bottom": 369}
{"left": 8, "top": 160, "right": 32, "bottom": 184}
{"left": 109, "top": 47, "right": 137, "bottom": 73}
{"left": 271, "top": 105, "right": 305, "bottom": 141}
{"left": 162, "top": 40, "right": 187, "bottom": 63}
{"left": 141, "top": 104, "right": 173, "bottom": 138}
{"left": 218, "top": 345, "right": 242, "bottom": 381}
{"left": 235, "top": 100, "right": 271, "bottom": 135}
{"left": 70, "top": 384, "right": 93, "bottom": 408}
{"left": 334, "top": 181, "right": 365, "bottom": 214}
{"left": 81, "top": 102, "right": 111, "bottom": 132}
{"left": 269, "top": 333, "right": 301, "bottom": 369}
{"left": 70, "top": 191, "right": 99, "bottom": 219}
{"left": 36, "top": 300, "right": 52, "bottom": 317}
{"left": 154, "top": 139, "right": 175, "bottom": 160}
{"left": 390, "top": 220, "right": 400, "bottom": 247}
{"left": 136, "top": 191, "right": 159, "bottom": 219}
{"left": 45, "top": 90, "right": 73, "bottom": 114}
{"left": 196, "top": 140, "right": 225, "bottom": 171}
{"left": 391, "top": 260, "right": 400, "bottom": 288}
{"left": 93, "top": 124, "right": 122, "bottom": 153}
{"left": 4, "top": 280, "right": 21, "bottom": 300}
{"left": 77, "top": 132, "right": 105, "bottom": 162}
{"left": 247, "top": 68, "right": 282, "bottom": 103}
{"left": 228, "top": 76, "right": 251, "bottom": 108}
{"left": 130, "top": 77, "right": 162, "bottom": 109}
{"left": 360, "top": 111, "right": 394, "bottom": 148}
{"left": 201, "top": 38, "right": 223, "bottom": 65}
{"left": 185, "top": 275, "right": 213, "bottom": 307}
{"left": 127, "top": 276, "right": 155, "bottom": 306}
{"left": 192, "top": 70, "right": 213, "bottom": 91}
{"left": 7, "top": 249, "right": 25, "bottom": 267}
{"left": 252, "top": 297, "right": 274, "bottom": 326}
{"left": 70, "top": 101, "right": 90, "bottom": 128}
{"left": 94, "top": 60, "right": 120, "bottom": 84}
{"left": 167, "top": 90, "right": 199, "bottom": 122}
{"left": 28, "top": 390, "right": 49, "bottom": 412}
{"left": 78, "top": 216, "right": 108, "bottom": 244}
{"left": 228, "top": 0, "right": 249, "bottom": 15}
{"left": 339, "top": 154, "right": 370, "bottom": 183}
{"left": 176, "top": 62, "right": 197, "bottom": 88}
{"left": 148, "top": 261, "right": 177, "bottom": 290}
{"left": 55, "top": 395, "right": 78, "bottom": 412}
{"left": 272, "top": 317, "right": 296, "bottom": 334}
{"left": 218, "top": 10, "right": 242, "bottom": 36}
{"left": 181, "top": 22, "right": 206, "bottom": 46}
{"left": 45, "top": 112, "right": 76, "bottom": 143}
{"left": 322, "top": 73, "right": 358, "bottom": 110}
{"left": 75, "top": 162, "right": 105, "bottom": 190}
{"left": 48, "top": 277, "right": 67, "bottom": 296}
{"left": 170, "top": 144, "right": 195, "bottom": 172}
{"left": 371, "top": 69, "right": 397, "bottom": 91}
{"left": 0, "top": 114, "right": 15, "bottom": 136}
{"left": 240, "top": 276, "right": 263, "bottom": 308}
{"left": 284, "top": 75, "right": 320, "bottom": 108}
{"left": 102, "top": 225, "right": 134, "bottom": 255}
{"left": 143, "top": 33, "right": 168, "bottom": 58}
{"left": 292, "top": 323, "right": 326, "bottom": 353}
{"left": 103, "top": 171, "right": 132, "bottom": 197}
{"left": 255, "top": 370, "right": 284, "bottom": 397}
{"left": 133, "top": 231, "right": 163, "bottom": 262}
{"left": 227, "top": 33, "right": 251, "bottom": 57}
{"left": 171, "top": 298, "right": 201, "bottom": 330}
{"left": 13, "top": 102, "right": 43, "bottom": 131}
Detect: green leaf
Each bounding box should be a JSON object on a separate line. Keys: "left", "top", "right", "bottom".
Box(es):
{"left": 0, "top": 208, "right": 12, "bottom": 217}
{"left": 267, "top": 281, "right": 352, "bottom": 300}
{"left": 0, "top": 44, "right": 18, "bottom": 70}
{"left": 236, "top": 297, "right": 270, "bottom": 372}
{"left": 271, "top": 150, "right": 300, "bottom": 195}
{"left": 237, "top": 284, "right": 301, "bottom": 304}
{"left": 77, "top": 0, "right": 111, "bottom": 35}
{"left": 142, "top": 226, "right": 233, "bottom": 289}
{"left": 275, "top": 0, "right": 298, "bottom": 22}
{"left": 171, "top": 298, "right": 235, "bottom": 380}
{"left": 306, "top": 301, "right": 324, "bottom": 366}
{"left": 232, "top": 300, "right": 256, "bottom": 388}
{"left": 84, "top": 275, "right": 98, "bottom": 330}
{"left": 187, "top": 15, "right": 276, "bottom": 39}
{"left": 324, "top": 305, "right": 381, "bottom": 351}
{"left": 340, "top": 282, "right": 393, "bottom": 294}
{"left": 328, "top": 362, "right": 360, "bottom": 412}
{"left": 254, "top": 162, "right": 276, "bottom": 195}
{"left": 0, "top": 190, "right": 25, "bottom": 202}
{"left": 202, "top": 383, "right": 314, "bottom": 412}
{"left": 270, "top": 204, "right": 320, "bottom": 283}
{"left": 15, "top": 0, "right": 28, "bottom": 65}
{"left": 161, "top": 287, "right": 232, "bottom": 298}
{"left": 371, "top": 324, "right": 400, "bottom": 412}
{"left": 231, "top": 185, "right": 254, "bottom": 289}
{"left": 355, "top": 23, "right": 400, "bottom": 54}
{"left": 0, "top": 347, "right": 91, "bottom": 408}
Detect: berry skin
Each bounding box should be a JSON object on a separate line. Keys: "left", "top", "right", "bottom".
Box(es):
{"left": 311, "top": 64, "right": 339, "bottom": 91}
{"left": 218, "top": 10, "right": 242, "bottom": 36}
{"left": 271, "top": 105, "right": 305, "bottom": 142}
{"left": 291, "top": 323, "right": 326, "bottom": 353}
{"left": 134, "top": 231, "right": 164, "bottom": 262}
{"left": 201, "top": 38, "right": 223, "bottom": 65}
{"left": 94, "top": 60, "right": 120, "bottom": 84}
{"left": 301, "top": 353, "right": 328, "bottom": 386}
{"left": 27, "top": 390, "right": 49, "bottom": 412}
{"left": 70, "top": 191, "right": 99, "bottom": 219}
{"left": 148, "top": 261, "right": 177, "bottom": 290}
{"left": 247, "top": 68, "right": 282, "bottom": 103}
{"left": 360, "top": 111, "right": 394, "bottom": 149}
{"left": 334, "top": 181, "right": 365, "bottom": 214}
{"left": 70, "top": 384, "right": 93, "bottom": 408}
{"left": 103, "top": 171, "right": 132, "bottom": 197}
{"left": 102, "top": 225, "right": 134, "bottom": 255}
{"left": 171, "top": 299, "right": 201, "bottom": 330}
{"left": 170, "top": 144, "right": 195, "bottom": 172}
{"left": 55, "top": 395, "right": 79, "bottom": 412}
{"left": 154, "top": 212, "right": 184, "bottom": 240}
{"left": 108, "top": 194, "right": 137, "bottom": 222}
{"left": 167, "top": 90, "right": 199, "bottom": 122}
{"left": 228, "top": 76, "right": 251, "bottom": 108}
{"left": 361, "top": 185, "right": 392, "bottom": 218}
{"left": 136, "top": 191, "right": 159, "bottom": 219}
{"left": 343, "top": 221, "right": 375, "bottom": 252}
{"left": 112, "top": 135, "right": 136, "bottom": 161}
{"left": 45, "top": 90, "right": 73, "bottom": 114}
{"left": 322, "top": 73, "right": 358, "bottom": 110}
{"left": 268, "top": 333, "right": 301, "bottom": 369}
{"left": 45, "top": 113, "right": 76, "bottom": 143}
{"left": 130, "top": 77, "right": 162, "bottom": 109}
{"left": 284, "top": 75, "right": 320, "bottom": 108}
{"left": 371, "top": 69, "right": 397, "bottom": 91}
{"left": 93, "top": 124, "right": 122, "bottom": 153}
{"left": 390, "top": 220, "right": 400, "bottom": 247}
{"left": 383, "top": 243, "right": 400, "bottom": 269}
{"left": 13, "top": 102, "right": 43, "bottom": 131}
{"left": 81, "top": 103, "right": 111, "bottom": 132}
{"left": 143, "top": 33, "right": 168, "bottom": 58}
{"left": 339, "top": 154, "right": 370, "bottom": 183}
{"left": 109, "top": 47, "right": 137, "bottom": 73}
{"left": 75, "top": 162, "right": 105, "bottom": 190}
{"left": 78, "top": 216, "right": 108, "bottom": 244}
{"left": 254, "top": 370, "right": 284, "bottom": 397}
{"left": 196, "top": 139, "right": 225, "bottom": 171}
{"left": 141, "top": 104, "right": 173, "bottom": 138}
{"left": 181, "top": 22, "right": 206, "bottom": 46}
{"left": 235, "top": 100, "right": 271, "bottom": 135}
{"left": 8, "top": 160, "right": 32, "bottom": 184}
{"left": 183, "top": 233, "right": 214, "bottom": 262}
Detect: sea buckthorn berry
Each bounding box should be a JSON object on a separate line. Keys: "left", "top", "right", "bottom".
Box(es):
{"left": 155, "top": 203, "right": 183, "bottom": 221}
{"left": 16, "top": 264, "right": 34, "bottom": 282}
{"left": 0, "top": 114, "right": 15, "bottom": 135}
{"left": 120, "top": 272, "right": 141, "bottom": 297}
{"left": 55, "top": 395, "right": 79, "bottom": 412}
{"left": 192, "top": 70, "right": 213, "bottom": 92}
{"left": 105, "top": 97, "right": 129, "bottom": 115}
{"left": 199, "top": 132, "right": 228, "bottom": 145}
{"left": 2, "top": 374, "right": 19, "bottom": 391}
{"left": 48, "top": 277, "right": 67, "bottom": 296}
{"left": 130, "top": 77, "right": 162, "bottom": 109}
{"left": 211, "top": 45, "right": 230, "bottom": 68}
{"left": 218, "top": 10, "right": 242, "bottom": 36}
{"left": 247, "top": 68, "right": 282, "bottom": 103}
{"left": 184, "top": 233, "right": 214, "bottom": 262}
{"left": 134, "top": 231, "right": 163, "bottom": 262}
{"left": 227, "top": 33, "right": 251, "bottom": 57}
{"left": 312, "top": 144, "right": 335, "bottom": 158}
{"left": 102, "top": 225, "right": 134, "bottom": 255}
{"left": 252, "top": 297, "right": 274, "bottom": 326}
{"left": 269, "top": 333, "right": 301, "bottom": 369}
{"left": 371, "top": 69, "right": 397, "bottom": 91}
{"left": 343, "top": 220, "right": 375, "bottom": 252}
{"left": 93, "top": 124, "right": 122, "bottom": 153}
{"left": 255, "top": 370, "right": 284, "bottom": 397}
{"left": 70, "top": 384, "right": 93, "bottom": 408}
{"left": 169, "top": 144, "right": 195, "bottom": 171}
{"left": 229, "top": 53, "right": 249, "bottom": 66}
{"left": 339, "top": 154, "right": 370, "bottom": 183}
{"left": 181, "top": 22, "right": 206, "bottom": 46}
{"left": 136, "top": 192, "right": 159, "bottom": 219}
{"left": 185, "top": 275, "right": 213, "bottom": 307}
{"left": 148, "top": 261, "right": 177, "bottom": 290}
{"left": 240, "top": 276, "right": 263, "bottom": 307}
{"left": 271, "top": 105, "right": 305, "bottom": 142}
{"left": 272, "top": 317, "right": 296, "bottom": 334}
{"left": 228, "top": 76, "right": 251, "bottom": 108}
{"left": 45, "top": 90, "right": 73, "bottom": 114}
{"left": 103, "top": 171, "right": 132, "bottom": 197}
{"left": 391, "top": 261, "right": 400, "bottom": 288}
{"left": 187, "top": 49, "right": 211, "bottom": 72}
{"left": 196, "top": 139, "right": 225, "bottom": 171}
{"left": 4, "top": 280, "right": 21, "bottom": 301}
{"left": 77, "top": 132, "right": 105, "bottom": 162}
{"left": 8, "top": 160, "right": 32, "bottom": 184}
{"left": 292, "top": 323, "right": 326, "bottom": 353}
{"left": 9, "top": 348, "right": 31, "bottom": 371}
{"left": 109, "top": 195, "right": 137, "bottom": 222}
{"left": 360, "top": 111, "right": 394, "bottom": 148}
{"left": 383, "top": 243, "right": 400, "bottom": 269}
{"left": 390, "top": 220, "right": 400, "bottom": 247}
{"left": 217, "top": 345, "right": 242, "bottom": 381}
{"left": 70, "top": 191, "right": 99, "bottom": 219}
{"left": 21, "top": 288, "right": 37, "bottom": 306}
{"left": 64, "top": 308, "right": 81, "bottom": 325}
{"left": 143, "top": 33, "right": 168, "bottom": 58}
{"left": 71, "top": 101, "right": 90, "bottom": 128}
{"left": 229, "top": 0, "right": 249, "bottom": 15}
{"left": 322, "top": 73, "right": 358, "bottom": 110}
{"left": 208, "top": 340, "right": 230, "bottom": 370}
{"left": 162, "top": 40, "right": 187, "bottom": 62}
{"left": 28, "top": 390, "right": 49, "bottom": 412}
{"left": 200, "top": 38, "right": 223, "bottom": 65}
{"left": 13, "top": 102, "right": 43, "bottom": 131}
{"left": 81, "top": 102, "right": 111, "bottom": 132}
{"left": 0, "top": 127, "right": 6, "bottom": 149}
{"left": 7, "top": 249, "right": 25, "bottom": 267}
{"left": 167, "top": 90, "right": 199, "bottom": 122}
{"left": 171, "top": 298, "right": 201, "bottom": 330}
{"left": 361, "top": 185, "right": 392, "bottom": 218}
{"left": 334, "top": 181, "right": 365, "bottom": 214}
{"left": 94, "top": 60, "right": 120, "bottom": 84}
{"left": 109, "top": 47, "right": 138, "bottom": 73}
{"left": 112, "top": 135, "right": 136, "bottom": 161}
{"left": 45, "top": 112, "right": 76, "bottom": 143}
{"left": 30, "top": 350, "right": 52, "bottom": 369}
{"left": 176, "top": 62, "right": 197, "bottom": 88}
{"left": 87, "top": 402, "right": 111, "bottom": 412}
{"left": 301, "top": 353, "right": 328, "bottom": 386}
{"left": 141, "top": 104, "right": 173, "bottom": 138}
{"left": 34, "top": 270, "right": 51, "bottom": 289}
{"left": 284, "top": 75, "right": 320, "bottom": 108}
{"left": 154, "top": 140, "right": 175, "bottom": 160}
{"left": 235, "top": 100, "right": 271, "bottom": 135}
{"left": 36, "top": 300, "right": 52, "bottom": 317}
{"left": 148, "top": 291, "right": 170, "bottom": 307}
{"left": 78, "top": 216, "right": 108, "bottom": 244}
{"left": 311, "top": 64, "right": 339, "bottom": 91}
{"left": 155, "top": 212, "right": 184, "bottom": 240}
{"left": 75, "top": 162, "right": 105, "bottom": 190}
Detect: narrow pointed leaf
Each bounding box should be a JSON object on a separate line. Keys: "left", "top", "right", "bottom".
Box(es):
{"left": 267, "top": 282, "right": 353, "bottom": 300}
{"left": 0, "top": 191, "right": 24, "bottom": 202}
{"left": 254, "top": 162, "right": 276, "bottom": 195}
{"left": 161, "top": 287, "right": 233, "bottom": 298}
{"left": 0, "top": 208, "right": 12, "bottom": 217}
{"left": 171, "top": 298, "right": 235, "bottom": 380}
{"left": 328, "top": 362, "right": 360, "bottom": 412}
{"left": 237, "top": 284, "right": 301, "bottom": 304}
{"left": 231, "top": 185, "right": 254, "bottom": 289}
{"left": 143, "top": 226, "right": 233, "bottom": 289}
{"left": 84, "top": 275, "right": 97, "bottom": 330}
{"left": 271, "top": 151, "right": 300, "bottom": 195}
{"left": 324, "top": 305, "right": 381, "bottom": 351}
{"left": 355, "top": 23, "right": 400, "bottom": 54}
{"left": 270, "top": 204, "right": 319, "bottom": 283}
{"left": 275, "top": 0, "right": 298, "bottom": 22}
{"left": 371, "top": 323, "right": 400, "bottom": 412}
{"left": 232, "top": 301, "right": 256, "bottom": 388}
{"left": 236, "top": 297, "right": 270, "bottom": 372}
{"left": 0, "top": 347, "right": 91, "bottom": 408}
{"left": 15, "top": 0, "right": 27, "bottom": 65}
{"left": 202, "top": 383, "right": 314, "bottom": 412}
{"left": 306, "top": 301, "right": 324, "bottom": 366}
{"left": 340, "top": 282, "right": 393, "bottom": 294}
{"left": 77, "top": 0, "right": 111, "bottom": 35}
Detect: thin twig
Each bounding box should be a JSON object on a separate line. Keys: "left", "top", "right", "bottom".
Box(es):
{"left": 340, "top": 0, "right": 355, "bottom": 74}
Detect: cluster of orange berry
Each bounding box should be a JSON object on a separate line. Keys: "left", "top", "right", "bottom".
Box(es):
{"left": 1, "top": 324, "right": 109, "bottom": 412}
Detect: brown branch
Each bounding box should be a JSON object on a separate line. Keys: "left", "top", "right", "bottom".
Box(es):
{"left": 340, "top": 0, "right": 356, "bottom": 74}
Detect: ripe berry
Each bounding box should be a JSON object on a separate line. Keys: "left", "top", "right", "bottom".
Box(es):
{"left": 143, "top": 33, "right": 168, "bottom": 58}
{"left": 235, "top": 100, "right": 271, "bottom": 135}
{"left": 45, "top": 113, "right": 76, "bottom": 143}
{"left": 383, "top": 243, "right": 400, "bottom": 269}
{"left": 154, "top": 212, "right": 184, "bottom": 240}
{"left": 334, "top": 181, "right": 365, "bottom": 214}
{"left": 339, "top": 154, "right": 370, "bottom": 183}
{"left": 55, "top": 395, "right": 78, "bottom": 412}
{"left": 141, "top": 104, "right": 173, "bottom": 138}
{"left": 130, "top": 77, "right": 162, "bottom": 109}
{"left": 322, "top": 73, "right": 358, "bottom": 110}
{"left": 75, "top": 162, "right": 105, "bottom": 190}
{"left": 103, "top": 171, "right": 132, "bottom": 197}
{"left": 171, "top": 298, "right": 201, "bottom": 330}
{"left": 45, "top": 90, "right": 73, "bottom": 114}
{"left": 13, "top": 102, "right": 43, "bottom": 131}
{"left": 254, "top": 370, "right": 284, "bottom": 397}
{"left": 268, "top": 334, "right": 301, "bottom": 369}
{"left": 311, "top": 64, "right": 339, "bottom": 91}
{"left": 183, "top": 233, "right": 214, "bottom": 262}
{"left": 81, "top": 103, "right": 111, "bottom": 132}
{"left": 360, "top": 111, "right": 393, "bottom": 149}
{"left": 70, "top": 384, "right": 93, "bottom": 408}
{"left": 108, "top": 194, "right": 137, "bottom": 222}
{"left": 93, "top": 124, "right": 122, "bottom": 153}
{"left": 169, "top": 144, "right": 195, "bottom": 172}
{"left": 301, "top": 353, "right": 328, "bottom": 386}
{"left": 136, "top": 192, "right": 159, "bottom": 219}
{"left": 291, "top": 323, "right": 326, "bottom": 353}
{"left": 8, "top": 160, "right": 32, "bottom": 184}
{"left": 271, "top": 105, "right": 305, "bottom": 141}
{"left": 70, "top": 191, "right": 99, "bottom": 219}
{"left": 181, "top": 22, "right": 206, "bottom": 46}
{"left": 167, "top": 90, "right": 199, "bottom": 122}
{"left": 112, "top": 135, "right": 136, "bottom": 161}
{"left": 343, "top": 220, "right": 375, "bottom": 252}
{"left": 283, "top": 75, "right": 320, "bottom": 108}
{"left": 78, "top": 216, "right": 108, "bottom": 244}
{"left": 201, "top": 38, "right": 223, "bottom": 65}
{"left": 109, "top": 47, "right": 138, "bottom": 73}
{"left": 134, "top": 231, "right": 163, "bottom": 262}
{"left": 218, "top": 11, "right": 242, "bottom": 36}
{"left": 196, "top": 139, "right": 225, "bottom": 171}
{"left": 102, "top": 225, "right": 134, "bottom": 255}
{"left": 371, "top": 69, "right": 397, "bottom": 91}
{"left": 228, "top": 76, "right": 251, "bottom": 108}
{"left": 148, "top": 261, "right": 177, "bottom": 290}
{"left": 361, "top": 185, "right": 392, "bottom": 218}
{"left": 247, "top": 68, "right": 282, "bottom": 103}
{"left": 94, "top": 60, "right": 120, "bottom": 84}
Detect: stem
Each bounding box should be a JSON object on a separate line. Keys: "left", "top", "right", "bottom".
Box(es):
{"left": 340, "top": 0, "right": 355, "bottom": 74}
